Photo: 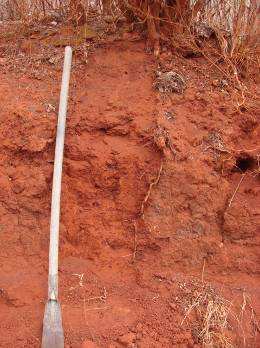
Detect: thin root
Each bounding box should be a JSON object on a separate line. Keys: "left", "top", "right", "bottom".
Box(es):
{"left": 228, "top": 173, "right": 246, "bottom": 208}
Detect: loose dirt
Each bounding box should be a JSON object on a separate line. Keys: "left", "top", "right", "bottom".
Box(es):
{"left": 0, "top": 32, "right": 259, "bottom": 347}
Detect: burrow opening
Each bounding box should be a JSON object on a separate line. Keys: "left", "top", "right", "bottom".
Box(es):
{"left": 234, "top": 155, "right": 256, "bottom": 172}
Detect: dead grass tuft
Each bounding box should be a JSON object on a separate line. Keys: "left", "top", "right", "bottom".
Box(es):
{"left": 181, "top": 283, "right": 233, "bottom": 347}
{"left": 179, "top": 279, "right": 260, "bottom": 347}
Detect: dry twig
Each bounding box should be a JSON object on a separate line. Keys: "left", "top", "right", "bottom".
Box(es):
{"left": 228, "top": 173, "right": 246, "bottom": 208}
{"left": 140, "top": 162, "right": 163, "bottom": 216}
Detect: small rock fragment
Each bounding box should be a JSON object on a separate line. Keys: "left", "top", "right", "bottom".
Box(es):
{"left": 164, "top": 110, "right": 175, "bottom": 122}
{"left": 46, "top": 103, "right": 56, "bottom": 113}
{"left": 48, "top": 55, "right": 62, "bottom": 64}
{"left": 193, "top": 22, "right": 214, "bottom": 39}
{"left": 212, "top": 79, "right": 228, "bottom": 89}
{"left": 220, "top": 79, "right": 228, "bottom": 88}
{"left": 154, "top": 71, "right": 186, "bottom": 93}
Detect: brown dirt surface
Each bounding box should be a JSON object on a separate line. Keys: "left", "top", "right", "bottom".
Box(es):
{"left": 0, "top": 27, "right": 259, "bottom": 348}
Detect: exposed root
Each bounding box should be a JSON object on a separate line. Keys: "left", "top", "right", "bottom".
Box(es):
{"left": 153, "top": 125, "right": 176, "bottom": 157}
{"left": 132, "top": 161, "right": 163, "bottom": 260}
{"left": 228, "top": 173, "right": 246, "bottom": 208}
{"left": 140, "top": 162, "right": 163, "bottom": 216}
{"left": 132, "top": 221, "right": 138, "bottom": 261}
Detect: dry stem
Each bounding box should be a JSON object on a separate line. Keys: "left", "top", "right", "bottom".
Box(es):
{"left": 228, "top": 173, "right": 246, "bottom": 208}
{"left": 140, "top": 162, "right": 163, "bottom": 216}
{"left": 180, "top": 282, "right": 259, "bottom": 347}
{"left": 131, "top": 162, "right": 163, "bottom": 260}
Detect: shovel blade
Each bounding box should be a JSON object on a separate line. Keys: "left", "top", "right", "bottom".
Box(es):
{"left": 42, "top": 300, "right": 64, "bottom": 348}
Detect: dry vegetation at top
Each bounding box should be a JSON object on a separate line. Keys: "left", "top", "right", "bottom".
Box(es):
{"left": 0, "top": 0, "right": 259, "bottom": 81}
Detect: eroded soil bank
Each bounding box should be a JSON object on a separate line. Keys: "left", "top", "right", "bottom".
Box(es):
{"left": 0, "top": 35, "right": 259, "bottom": 347}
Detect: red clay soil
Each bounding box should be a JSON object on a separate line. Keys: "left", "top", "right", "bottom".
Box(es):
{"left": 0, "top": 34, "right": 259, "bottom": 348}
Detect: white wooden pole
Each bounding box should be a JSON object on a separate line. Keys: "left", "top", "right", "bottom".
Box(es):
{"left": 48, "top": 46, "right": 72, "bottom": 300}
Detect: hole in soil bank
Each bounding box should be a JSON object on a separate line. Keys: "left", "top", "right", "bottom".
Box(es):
{"left": 234, "top": 155, "right": 256, "bottom": 172}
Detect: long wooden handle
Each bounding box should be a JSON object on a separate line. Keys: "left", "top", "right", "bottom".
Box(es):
{"left": 48, "top": 46, "right": 72, "bottom": 300}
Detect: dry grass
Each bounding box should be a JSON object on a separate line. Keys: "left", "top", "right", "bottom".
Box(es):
{"left": 181, "top": 283, "right": 234, "bottom": 347}
{"left": 0, "top": 1, "right": 258, "bottom": 105}
{"left": 117, "top": 0, "right": 259, "bottom": 103}
{"left": 178, "top": 279, "right": 260, "bottom": 347}
{"left": 193, "top": 1, "right": 259, "bottom": 102}
{"left": 0, "top": 0, "right": 258, "bottom": 77}
{"left": 0, "top": 0, "right": 61, "bottom": 22}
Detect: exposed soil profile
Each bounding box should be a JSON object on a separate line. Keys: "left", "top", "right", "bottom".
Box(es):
{"left": 0, "top": 34, "right": 259, "bottom": 347}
